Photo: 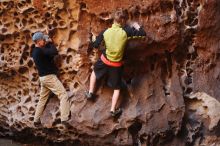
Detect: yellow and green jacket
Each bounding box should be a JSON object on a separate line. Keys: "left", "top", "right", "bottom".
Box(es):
{"left": 93, "top": 22, "right": 146, "bottom": 62}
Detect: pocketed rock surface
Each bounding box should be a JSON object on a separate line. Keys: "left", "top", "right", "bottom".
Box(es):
{"left": 0, "top": 0, "right": 219, "bottom": 145}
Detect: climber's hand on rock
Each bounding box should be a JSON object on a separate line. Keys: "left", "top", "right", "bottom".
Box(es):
{"left": 131, "top": 22, "right": 141, "bottom": 30}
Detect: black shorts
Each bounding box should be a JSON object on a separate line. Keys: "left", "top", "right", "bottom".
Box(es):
{"left": 94, "top": 59, "right": 123, "bottom": 89}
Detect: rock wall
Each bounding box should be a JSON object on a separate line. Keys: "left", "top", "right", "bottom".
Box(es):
{"left": 0, "top": 0, "right": 219, "bottom": 146}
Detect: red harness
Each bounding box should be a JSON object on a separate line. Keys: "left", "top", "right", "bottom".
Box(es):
{"left": 101, "top": 54, "right": 123, "bottom": 67}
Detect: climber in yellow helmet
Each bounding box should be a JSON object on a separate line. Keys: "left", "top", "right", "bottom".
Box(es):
{"left": 85, "top": 9, "right": 146, "bottom": 117}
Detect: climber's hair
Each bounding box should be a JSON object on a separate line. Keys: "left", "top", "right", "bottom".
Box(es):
{"left": 113, "top": 8, "right": 126, "bottom": 24}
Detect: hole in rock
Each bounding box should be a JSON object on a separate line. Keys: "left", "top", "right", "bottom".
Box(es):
{"left": 8, "top": 96, "right": 17, "bottom": 103}
{"left": 21, "top": 0, "right": 26, "bottom": 4}
{"left": 128, "top": 120, "right": 142, "bottom": 135}
{"left": 59, "top": 20, "right": 66, "bottom": 26}
{"left": 27, "top": 60, "right": 33, "bottom": 67}
{"left": 18, "top": 91, "right": 22, "bottom": 95}
{"left": 33, "top": 10, "right": 39, "bottom": 15}
{"left": 16, "top": 124, "right": 22, "bottom": 129}
{"left": 66, "top": 55, "right": 72, "bottom": 64}
{"left": 69, "top": 70, "right": 77, "bottom": 75}
{"left": 128, "top": 121, "right": 143, "bottom": 146}
{"left": 187, "top": 0, "right": 193, "bottom": 3}
{"left": 32, "top": 73, "right": 38, "bottom": 77}
{"left": 74, "top": 82, "right": 79, "bottom": 89}
{"left": 38, "top": 23, "right": 44, "bottom": 28}
{"left": 35, "top": 99, "right": 38, "bottom": 103}
{"left": 45, "top": 12, "right": 51, "bottom": 18}
{"left": 99, "top": 12, "right": 111, "bottom": 18}
{"left": 43, "top": 5, "right": 47, "bottom": 9}
{"left": 24, "top": 96, "right": 31, "bottom": 103}
{"left": 14, "top": 31, "right": 20, "bottom": 38}
{"left": 133, "top": 9, "right": 140, "bottom": 17}
{"left": 2, "top": 2, "right": 8, "bottom": 6}
{"left": 17, "top": 3, "right": 24, "bottom": 8}
{"left": 80, "top": 2, "right": 86, "bottom": 9}
{"left": 29, "top": 107, "right": 35, "bottom": 112}
{"left": 29, "top": 117, "right": 34, "bottom": 121}
{"left": 2, "top": 28, "right": 7, "bottom": 33}
{"left": 17, "top": 106, "right": 21, "bottom": 112}
{"left": 0, "top": 47, "right": 4, "bottom": 53}
{"left": 18, "top": 66, "right": 28, "bottom": 74}
{"left": 160, "top": 1, "right": 173, "bottom": 11}
{"left": 22, "top": 18, "right": 27, "bottom": 26}
{"left": 55, "top": 112, "right": 60, "bottom": 117}
{"left": 58, "top": 126, "right": 65, "bottom": 130}
{"left": 13, "top": 13, "right": 18, "bottom": 18}
{"left": 15, "top": 18, "right": 20, "bottom": 23}
{"left": 32, "top": 77, "right": 38, "bottom": 82}
{"left": 48, "top": 24, "right": 53, "bottom": 30}
{"left": 19, "top": 59, "right": 24, "bottom": 65}
{"left": 0, "top": 35, "right": 4, "bottom": 41}
{"left": 191, "top": 18, "right": 198, "bottom": 26}
{"left": 69, "top": 30, "right": 76, "bottom": 38}
{"left": 29, "top": 18, "right": 34, "bottom": 24}
{"left": 52, "top": 21, "right": 58, "bottom": 27}
{"left": 67, "top": 48, "right": 72, "bottom": 53}
{"left": 22, "top": 52, "right": 29, "bottom": 60}
{"left": 25, "top": 8, "right": 35, "bottom": 13}
{"left": 55, "top": 15, "right": 61, "bottom": 20}
{"left": 185, "top": 87, "right": 193, "bottom": 94}
{"left": 150, "top": 63, "right": 155, "bottom": 71}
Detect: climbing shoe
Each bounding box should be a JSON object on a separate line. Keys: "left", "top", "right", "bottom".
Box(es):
{"left": 85, "top": 91, "right": 96, "bottom": 100}
{"left": 110, "top": 108, "right": 122, "bottom": 117}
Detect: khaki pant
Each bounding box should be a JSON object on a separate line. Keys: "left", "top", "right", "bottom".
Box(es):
{"left": 34, "top": 74, "right": 70, "bottom": 122}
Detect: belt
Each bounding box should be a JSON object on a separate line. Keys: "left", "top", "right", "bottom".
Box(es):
{"left": 100, "top": 54, "right": 123, "bottom": 67}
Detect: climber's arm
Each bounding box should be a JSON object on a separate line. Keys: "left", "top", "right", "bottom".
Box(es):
{"left": 44, "top": 42, "right": 58, "bottom": 57}
{"left": 92, "top": 30, "right": 106, "bottom": 50}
